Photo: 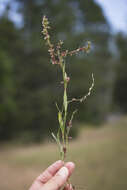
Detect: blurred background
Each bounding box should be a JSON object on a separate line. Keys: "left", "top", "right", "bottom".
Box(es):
{"left": 0, "top": 0, "right": 127, "bottom": 189}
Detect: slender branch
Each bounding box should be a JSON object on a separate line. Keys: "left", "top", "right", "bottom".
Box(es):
{"left": 68, "top": 73, "right": 94, "bottom": 104}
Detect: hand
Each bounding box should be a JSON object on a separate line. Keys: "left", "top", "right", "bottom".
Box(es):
{"left": 29, "top": 160, "right": 75, "bottom": 190}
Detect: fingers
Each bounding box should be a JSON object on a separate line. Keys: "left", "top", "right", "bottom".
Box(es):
{"left": 63, "top": 184, "right": 73, "bottom": 190}
{"left": 64, "top": 162, "right": 75, "bottom": 177}
{"left": 41, "top": 162, "right": 75, "bottom": 190}
{"left": 41, "top": 166, "right": 69, "bottom": 190}
{"left": 37, "top": 160, "right": 64, "bottom": 183}
{"left": 36, "top": 161, "right": 75, "bottom": 184}
{"left": 62, "top": 163, "right": 75, "bottom": 190}
{"left": 29, "top": 160, "right": 64, "bottom": 190}
{"left": 29, "top": 161, "right": 75, "bottom": 190}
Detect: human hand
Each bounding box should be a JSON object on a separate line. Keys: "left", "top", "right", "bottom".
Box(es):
{"left": 29, "top": 160, "right": 75, "bottom": 190}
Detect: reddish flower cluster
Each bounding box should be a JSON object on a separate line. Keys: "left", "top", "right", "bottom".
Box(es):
{"left": 42, "top": 16, "right": 91, "bottom": 65}
{"left": 61, "top": 42, "right": 91, "bottom": 57}
{"left": 42, "top": 16, "right": 58, "bottom": 64}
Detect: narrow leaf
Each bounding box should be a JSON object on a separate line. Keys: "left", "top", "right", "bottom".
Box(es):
{"left": 58, "top": 111, "right": 64, "bottom": 132}
{"left": 64, "top": 89, "right": 67, "bottom": 112}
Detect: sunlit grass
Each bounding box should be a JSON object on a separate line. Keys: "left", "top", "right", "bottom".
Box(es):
{"left": 0, "top": 117, "right": 127, "bottom": 190}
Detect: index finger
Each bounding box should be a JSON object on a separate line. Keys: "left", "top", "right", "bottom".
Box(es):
{"left": 37, "top": 160, "right": 64, "bottom": 183}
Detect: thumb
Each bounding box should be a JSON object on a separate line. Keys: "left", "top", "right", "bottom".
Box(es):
{"left": 41, "top": 166, "right": 69, "bottom": 190}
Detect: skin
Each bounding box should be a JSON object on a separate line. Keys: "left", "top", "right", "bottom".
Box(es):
{"left": 29, "top": 160, "right": 75, "bottom": 190}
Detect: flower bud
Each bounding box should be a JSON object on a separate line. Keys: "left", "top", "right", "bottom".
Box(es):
{"left": 66, "top": 76, "right": 70, "bottom": 82}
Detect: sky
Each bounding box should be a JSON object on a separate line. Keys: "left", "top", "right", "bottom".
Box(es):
{"left": 95, "top": 0, "right": 127, "bottom": 33}
{"left": 0, "top": 0, "right": 22, "bottom": 27}
{"left": 0, "top": 0, "right": 127, "bottom": 33}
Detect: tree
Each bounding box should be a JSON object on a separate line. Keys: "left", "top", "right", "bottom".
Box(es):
{"left": 0, "top": 15, "right": 22, "bottom": 140}
{"left": 113, "top": 33, "right": 127, "bottom": 112}
{"left": 0, "top": 0, "right": 114, "bottom": 142}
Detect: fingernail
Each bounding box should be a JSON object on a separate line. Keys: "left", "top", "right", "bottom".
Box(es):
{"left": 56, "top": 160, "right": 64, "bottom": 164}
{"left": 67, "top": 162, "right": 75, "bottom": 168}
{"left": 57, "top": 167, "right": 69, "bottom": 178}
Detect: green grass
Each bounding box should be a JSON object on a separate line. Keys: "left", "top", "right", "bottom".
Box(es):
{"left": 0, "top": 117, "right": 127, "bottom": 190}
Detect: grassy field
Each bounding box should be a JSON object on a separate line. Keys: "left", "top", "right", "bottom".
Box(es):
{"left": 0, "top": 117, "right": 127, "bottom": 190}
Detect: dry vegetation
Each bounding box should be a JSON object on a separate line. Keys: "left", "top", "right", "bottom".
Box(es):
{"left": 0, "top": 117, "right": 127, "bottom": 190}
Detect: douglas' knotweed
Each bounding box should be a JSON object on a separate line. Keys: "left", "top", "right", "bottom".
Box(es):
{"left": 42, "top": 15, "right": 94, "bottom": 189}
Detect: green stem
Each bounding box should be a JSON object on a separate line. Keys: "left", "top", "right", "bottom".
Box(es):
{"left": 59, "top": 56, "right": 69, "bottom": 160}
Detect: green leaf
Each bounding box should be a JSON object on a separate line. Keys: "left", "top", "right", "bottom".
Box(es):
{"left": 64, "top": 72, "right": 67, "bottom": 79}
{"left": 58, "top": 111, "right": 64, "bottom": 132}
{"left": 70, "top": 109, "right": 78, "bottom": 122}
{"left": 64, "top": 89, "right": 67, "bottom": 112}
{"left": 51, "top": 132, "right": 63, "bottom": 157}
{"left": 51, "top": 132, "right": 58, "bottom": 143}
